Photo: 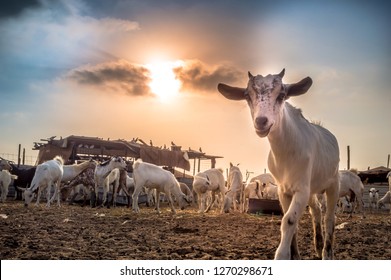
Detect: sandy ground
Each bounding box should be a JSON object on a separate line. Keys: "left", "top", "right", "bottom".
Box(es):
{"left": 1, "top": 200, "right": 390, "bottom": 260}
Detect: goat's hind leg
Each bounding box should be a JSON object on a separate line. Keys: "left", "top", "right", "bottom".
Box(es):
{"left": 205, "top": 192, "right": 216, "bottom": 213}
{"left": 309, "top": 194, "right": 323, "bottom": 259}
{"left": 323, "top": 183, "right": 338, "bottom": 260}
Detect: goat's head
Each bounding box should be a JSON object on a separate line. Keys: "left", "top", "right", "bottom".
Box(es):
{"left": 111, "top": 156, "right": 127, "bottom": 169}
{"left": 218, "top": 69, "right": 312, "bottom": 137}
{"left": 24, "top": 186, "right": 38, "bottom": 207}
{"left": 0, "top": 160, "right": 12, "bottom": 171}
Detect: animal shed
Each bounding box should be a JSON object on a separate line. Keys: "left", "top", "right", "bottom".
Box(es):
{"left": 33, "top": 135, "right": 223, "bottom": 176}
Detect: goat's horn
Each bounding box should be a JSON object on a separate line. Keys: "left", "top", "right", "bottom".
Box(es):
{"left": 278, "top": 68, "right": 285, "bottom": 78}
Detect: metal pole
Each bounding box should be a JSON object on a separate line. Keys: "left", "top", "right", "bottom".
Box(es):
{"left": 347, "top": 145, "right": 350, "bottom": 170}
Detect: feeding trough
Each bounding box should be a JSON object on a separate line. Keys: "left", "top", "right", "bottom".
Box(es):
{"left": 248, "top": 198, "right": 283, "bottom": 215}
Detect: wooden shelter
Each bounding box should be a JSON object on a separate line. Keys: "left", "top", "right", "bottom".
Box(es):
{"left": 33, "top": 135, "right": 222, "bottom": 176}
{"left": 357, "top": 166, "right": 391, "bottom": 184}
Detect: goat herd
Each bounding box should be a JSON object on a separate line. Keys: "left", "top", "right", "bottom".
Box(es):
{"left": 1, "top": 69, "right": 391, "bottom": 260}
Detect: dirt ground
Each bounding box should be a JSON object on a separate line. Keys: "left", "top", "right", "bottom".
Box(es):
{"left": 1, "top": 200, "right": 390, "bottom": 260}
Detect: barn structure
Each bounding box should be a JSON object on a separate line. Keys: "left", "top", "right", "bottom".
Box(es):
{"left": 33, "top": 135, "right": 223, "bottom": 178}
{"left": 358, "top": 166, "right": 391, "bottom": 184}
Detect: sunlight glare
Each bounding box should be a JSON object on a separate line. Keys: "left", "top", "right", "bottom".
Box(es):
{"left": 147, "top": 60, "right": 183, "bottom": 102}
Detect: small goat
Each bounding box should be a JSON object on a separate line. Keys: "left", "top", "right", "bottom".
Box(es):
{"left": 218, "top": 69, "right": 340, "bottom": 260}
{"left": 338, "top": 170, "right": 365, "bottom": 217}
{"left": 132, "top": 159, "right": 190, "bottom": 214}
{"left": 223, "top": 163, "right": 244, "bottom": 213}
{"left": 368, "top": 187, "right": 379, "bottom": 212}
{"left": 260, "top": 182, "right": 279, "bottom": 200}
{"left": 192, "top": 168, "right": 226, "bottom": 213}
{"left": 242, "top": 180, "right": 263, "bottom": 213}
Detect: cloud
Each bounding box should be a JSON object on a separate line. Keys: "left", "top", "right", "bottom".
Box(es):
{"left": 66, "top": 59, "right": 245, "bottom": 97}
{"left": 0, "top": 0, "right": 42, "bottom": 19}
{"left": 174, "top": 60, "right": 242, "bottom": 94}
{"left": 66, "top": 60, "right": 152, "bottom": 96}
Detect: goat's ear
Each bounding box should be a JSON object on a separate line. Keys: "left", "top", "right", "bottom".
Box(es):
{"left": 285, "top": 77, "right": 313, "bottom": 97}
{"left": 217, "top": 83, "right": 246, "bottom": 101}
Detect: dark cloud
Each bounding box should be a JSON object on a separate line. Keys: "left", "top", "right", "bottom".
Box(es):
{"left": 67, "top": 60, "right": 152, "bottom": 96}
{"left": 67, "top": 59, "right": 244, "bottom": 97}
{"left": 0, "top": 0, "right": 42, "bottom": 19}
{"left": 174, "top": 60, "right": 242, "bottom": 93}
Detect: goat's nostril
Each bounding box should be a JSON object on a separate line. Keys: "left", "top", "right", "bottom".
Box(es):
{"left": 255, "top": 116, "right": 268, "bottom": 128}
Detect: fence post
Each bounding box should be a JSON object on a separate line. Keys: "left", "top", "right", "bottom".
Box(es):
{"left": 18, "top": 144, "right": 21, "bottom": 167}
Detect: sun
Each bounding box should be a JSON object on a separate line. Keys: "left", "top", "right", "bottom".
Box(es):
{"left": 146, "top": 60, "right": 183, "bottom": 102}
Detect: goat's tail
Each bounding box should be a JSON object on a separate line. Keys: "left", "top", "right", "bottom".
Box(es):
{"left": 54, "top": 156, "right": 64, "bottom": 166}
{"left": 133, "top": 158, "right": 143, "bottom": 170}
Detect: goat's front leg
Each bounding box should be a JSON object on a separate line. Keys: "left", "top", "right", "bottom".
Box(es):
{"left": 166, "top": 190, "right": 177, "bottom": 214}
{"left": 35, "top": 187, "right": 42, "bottom": 206}
{"left": 197, "top": 192, "right": 205, "bottom": 213}
{"left": 275, "top": 189, "right": 309, "bottom": 260}
{"left": 100, "top": 185, "right": 108, "bottom": 208}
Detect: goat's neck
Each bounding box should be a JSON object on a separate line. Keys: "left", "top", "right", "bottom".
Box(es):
{"left": 267, "top": 103, "right": 309, "bottom": 159}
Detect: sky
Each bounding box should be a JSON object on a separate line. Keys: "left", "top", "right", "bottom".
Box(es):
{"left": 0, "top": 0, "right": 390, "bottom": 177}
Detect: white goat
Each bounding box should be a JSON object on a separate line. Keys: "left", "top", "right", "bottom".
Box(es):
{"left": 250, "top": 173, "right": 277, "bottom": 199}
{"left": 93, "top": 156, "right": 126, "bottom": 207}
{"left": 0, "top": 170, "right": 17, "bottom": 202}
{"left": 192, "top": 168, "right": 226, "bottom": 213}
{"left": 23, "top": 156, "right": 64, "bottom": 207}
{"left": 250, "top": 173, "right": 276, "bottom": 185}
{"left": 377, "top": 191, "right": 391, "bottom": 213}
{"left": 132, "top": 159, "right": 190, "bottom": 214}
{"left": 368, "top": 187, "right": 379, "bottom": 212}
{"left": 223, "top": 163, "right": 244, "bottom": 213}
{"left": 242, "top": 180, "right": 263, "bottom": 213}
{"left": 338, "top": 170, "right": 365, "bottom": 217}
{"left": 218, "top": 69, "right": 340, "bottom": 260}
{"left": 260, "top": 182, "right": 279, "bottom": 200}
